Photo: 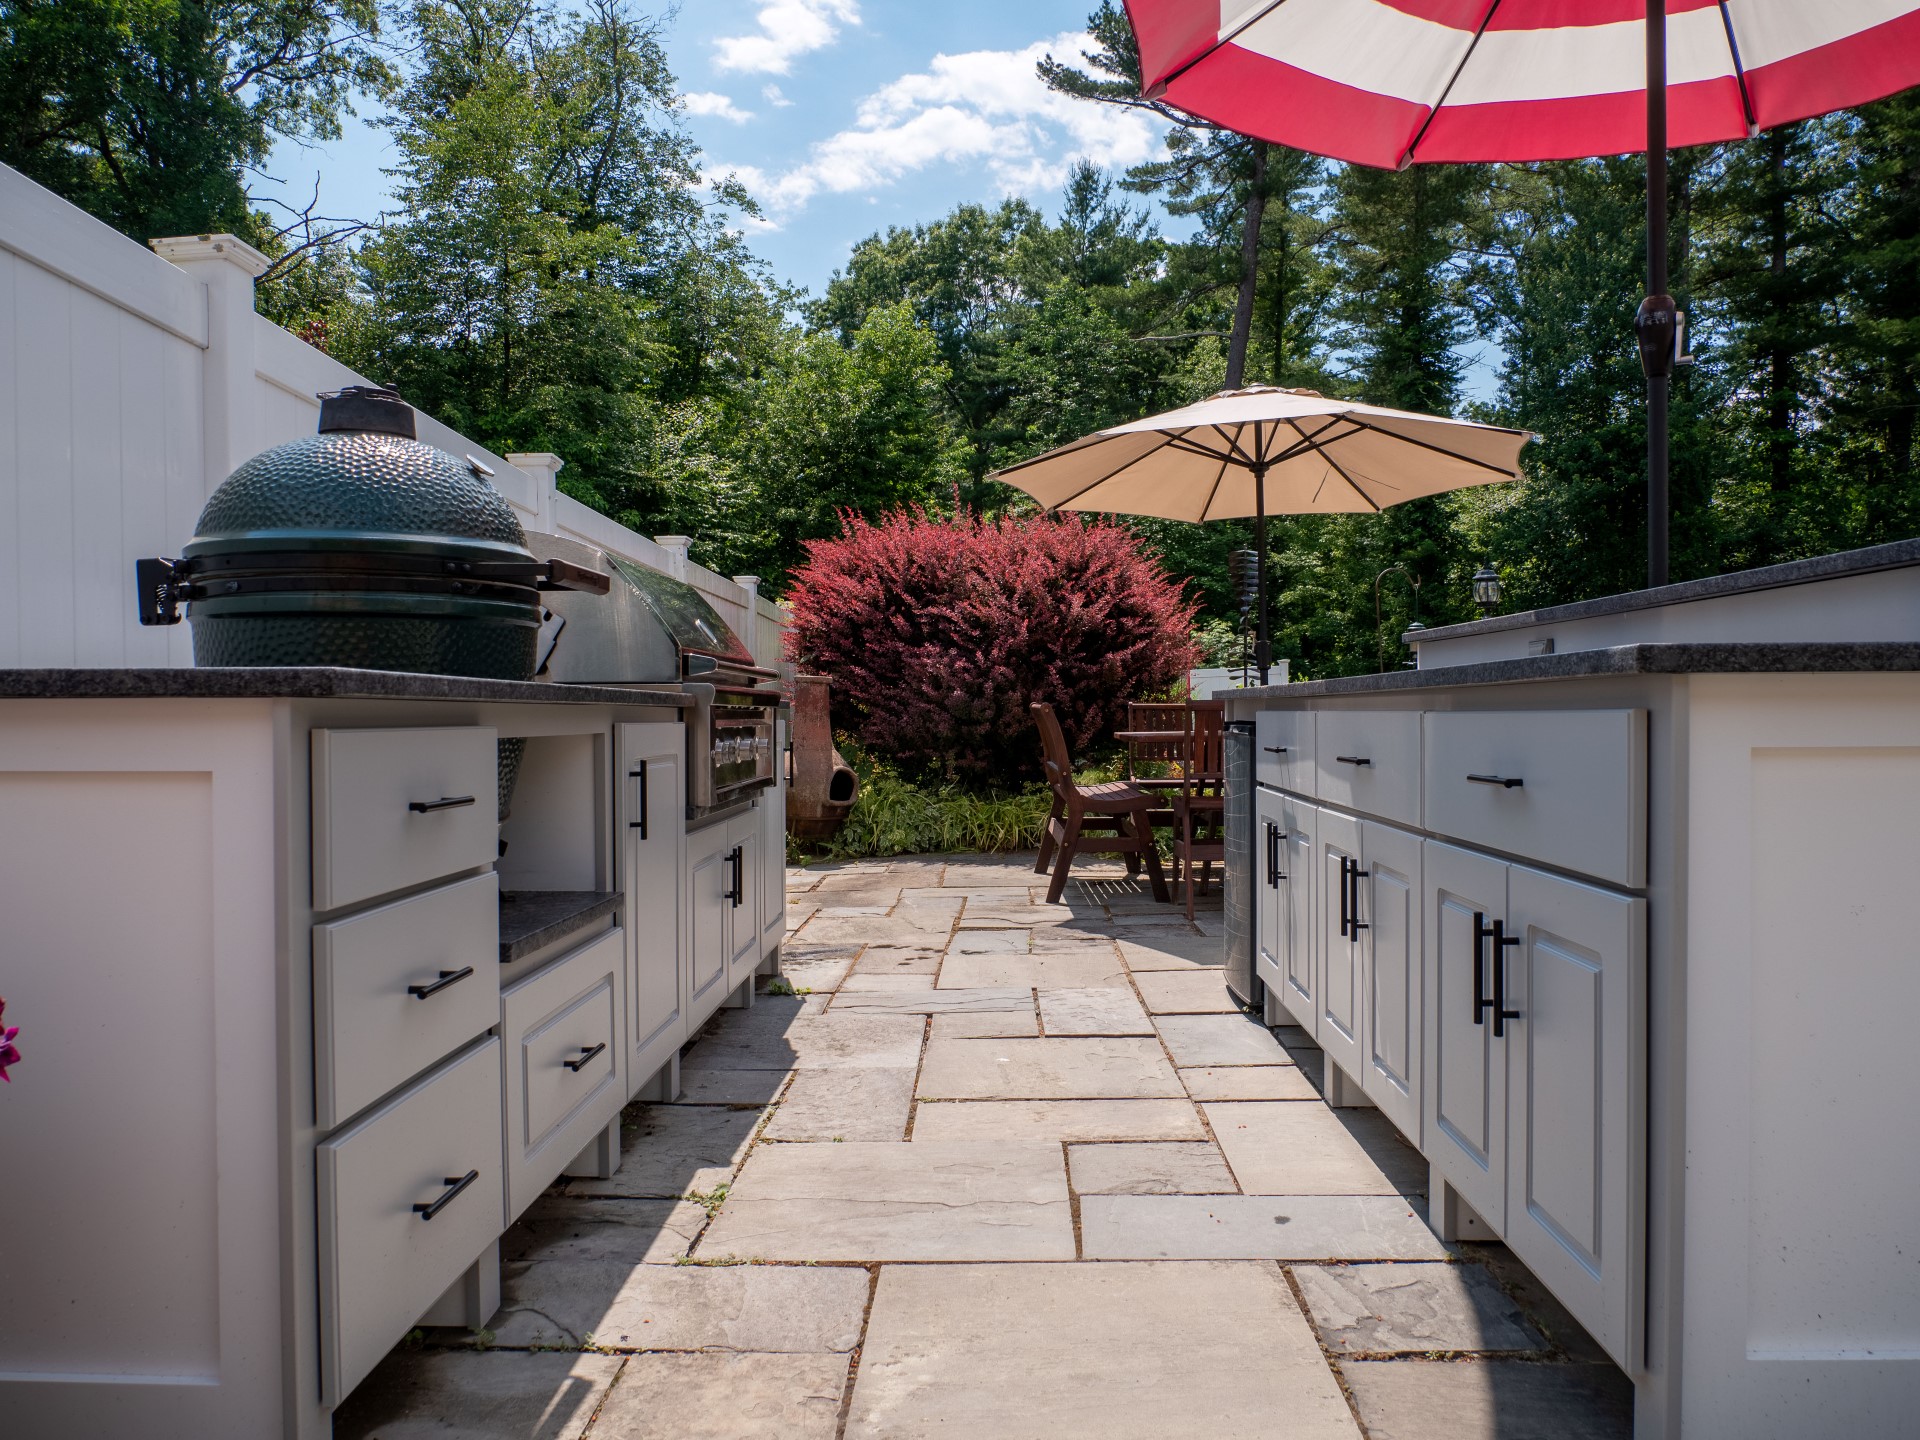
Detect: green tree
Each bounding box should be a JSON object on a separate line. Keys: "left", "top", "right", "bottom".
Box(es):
{"left": 0, "top": 0, "right": 390, "bottom": 240}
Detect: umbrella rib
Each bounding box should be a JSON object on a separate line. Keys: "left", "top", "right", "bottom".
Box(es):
{"left": 1197, "top": 450, "right": 1234, "bottom": 523}
{"left": 1151, "top": 0, "right": 1295, "bottom": 95}
{"left": 1716, "top": 2, "right": 1758, "bottom": 135}
{"left": 1341, "top": 415, "right": 1524, "bottom": 477}
{"left": 1043, "top": 431, "right": 1186, "bottom": 511}
{"left": 1288, "top": 419, "right": 1382, "bottom": 513}
{"left": 1401, "top": 0, "right": 1504, "bottom": 167}
{"left": 1262, "top": 415, "right": 1362, "bottom": 467}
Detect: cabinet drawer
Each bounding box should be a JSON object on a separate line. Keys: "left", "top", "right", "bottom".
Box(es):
{"left": 1423, "top": 711, "right": 1646, "bottom": 888}
{"left": 502, "top": 928, "right": 625, "bottom": 1219}
{"left": 314, "top": 873, "right": 500, "bottom": 1128}
{"left": 1314, "top": 710, "right": 1421, "bottom": 825}
{"left": 1254, "top": 709, "right": 1315, "bottom": 794}
{"left": 317, "top": 1037, "right": 504, "bottom": 1406}
{"left": 313, "top": 727, "right": 498, "bottom": 911}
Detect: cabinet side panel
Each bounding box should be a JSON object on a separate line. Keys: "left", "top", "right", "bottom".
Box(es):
{"left": 0, "top": 772, "right": 219, "bottom": 1376}
{"left": 1747, "top": 747, "right": 1920, "bottom": 1359}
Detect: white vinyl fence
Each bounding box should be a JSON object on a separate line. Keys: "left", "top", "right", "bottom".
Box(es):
{"left": 0, "top": 162, "right": 788, "bottom": 672}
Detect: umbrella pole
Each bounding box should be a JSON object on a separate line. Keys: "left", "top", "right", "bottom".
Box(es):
{"left": 1645, "top": 0, "right": 1671, "bottom": 588}
{"left": 1252, "top": 461, "right": 1272, "bottom": 686}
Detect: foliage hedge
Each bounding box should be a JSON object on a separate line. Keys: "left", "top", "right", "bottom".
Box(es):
{"left": 785, "top": 508, "right": 1198, "bottom": 786}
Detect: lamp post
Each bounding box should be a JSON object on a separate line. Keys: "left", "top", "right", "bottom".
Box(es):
{"left": 1472, "top": 562, "right": 1503, "bottom": 617}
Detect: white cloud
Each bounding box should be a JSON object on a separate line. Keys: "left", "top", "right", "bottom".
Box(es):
{"left": 762, "top": 83, "right": 795, "bottom": 108}
{"left": 714, "top": 0, "right": 860, "bottom": 76}
{"left": 682, "top": 91, "right": 754, "bottom": 124}
{"left": 720, "top": 32, "right": 1164, "bottom": 215}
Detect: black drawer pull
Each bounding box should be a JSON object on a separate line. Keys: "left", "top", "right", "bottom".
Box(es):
{"left": 564, "top": 1042, "right": 608, "bottom": 1072}
{"left": 407, "top": 967, "right": 474, "bottom": 1000}
{"left": 1467, "top": 773, "right": 1525, "bottom": 789}
{"left": 1334, "top": 755, "right": 1371, "bottom": 767}
{"left": 723, "top": 845, "right": 745, "bottom": 907}
{"left": 1491, "top": 918, "right": 1522, "bottom": 1038}
{"left": 409, "top": 795, "right": 476, "bottom": 813}
{"left": 1263, "top": 745, "right": 1288, "bottom": 754}
{"left": 413, "top": 1169, "right": 479, "bottom": 1221}
{"left": 628, "top": 761, "right": 648, "bottom": 837}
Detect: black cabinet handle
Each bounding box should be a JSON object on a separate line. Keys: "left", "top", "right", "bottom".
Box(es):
{"left": 407, "top": 967, "right": 474, "bottom": 1000}
{"left": 1348, "top": 858, "right": 1369, "bottom": 934}
{"left": 628, "top": 761, "right": 648, "bottom": 837}
{"left": 1334, "top": 755, "right": 1372, "bottom": 767}
{"left": 413, "top": 1169, "right": 479, "bottom": 1221}
{"left": 723, "top": 846, "right": 744, "bottom": 907}
{"left": 1491, "top": 919, "right": 1521, "bottom": 1038}
{"left": 1263, "top": 745, "right": 1288, "bottom": 754}
{"left": 409, "top": 795, "right": 476, "bottom": 813}
{"left": 1265, "top": 823, "right": 1285, "bottom": 887}
{"left": 1467, "top": 773, "right": 1525, "bottom": 789}
{"left": 564, "top": 1042, "right": 607, "bottom": 1072}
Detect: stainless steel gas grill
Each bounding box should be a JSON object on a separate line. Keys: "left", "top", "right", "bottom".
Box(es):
{"left": 527, "top": 534, "right": 781, "bottom": 817}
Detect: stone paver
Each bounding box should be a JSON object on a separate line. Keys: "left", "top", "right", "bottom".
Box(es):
{"left": 1294, "top": 1262, "right": 1547, "bottom": 1355}
{"left": 494, "top": 1259, "right": 870, "bottom": 1351}
{"left": 776, "top": 947, "right": 859, "bottom": 992}
{"left": 948, "top": 929, "right": 1029, "bottom": 954}
{"left": 1154, "top": 1012, "right": 1290, "bottom": 1066}
{"left": 1079, "top": 1194, "right": 1449, "bottom": 1261}
{"left": 928, "top": 1008, "right": 1038, "bottom": 1039}
{"left": 939, "top": 952, "right": 1128, "bottom": 988}
{"left": 671, "top": 1068, "right": 788, "bottom": 1105}
{"left": 333, "top": 1352, "right": 621, "bottom": 1440}
{"left": 591, "top": 1353, "right": 851, "bottom": 1440}
{"left": 1180, "top": 1065, "right": 1319, "bottom": 1101}
{"left": 834, "top": 971, "right": 937, "bottom": 992}
{"left": 917, "top": 1036, "right": 1183, "bottom": 1100}
{"left": 701, "top": 1141, "right": 1074, "bottom": 1262}
{"left": 909, "top": 1098, "right": 1207, "bottom": 1142}
{"left": 502, "top": 1196, "right": 707, "bottom": 1264}
{"left": 847, "top": 947, "right": 942, "bottom": 976}
{"left": 829, "top": 986, "right": 1029, "bottom": 1015}
{"left": 566, "top": 1104, "right": 760, "bottom": 1198}
{"left": 1133, "top": 968, "right": 1243, "bottom": 1014}
{"left": 1340, "top": 1359, "right": 1633, "bottom": 1440}
{"left": 762, "top": 1068, "right": 916, "bottom": 1141}
{"left": 683, "top": 1012, "right": 924, "bottom": 1072}
{"left": 1068, "top": 1142, "right": 1238, "bottom": 1195}
{"left": 845, "top": 1262, "right": 1358, "bottom": 1439}
{"left": 1116, "top": 934, "right": 1222, "bottom": 970}
{"left": 1036, "top": 985, "right": 1154, "bottom": 1035}
{"left": 1205, "top": 1101, "right": 1427, "bottom": 1196}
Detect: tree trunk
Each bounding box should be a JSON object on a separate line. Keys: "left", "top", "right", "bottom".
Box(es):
{"left": 1225, "top": 139, "right": 1268, "bottom": 389}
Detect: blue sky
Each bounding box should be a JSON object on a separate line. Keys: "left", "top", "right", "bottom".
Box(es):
{"left": 259, "top": 1, "right": 1166, "bottom": 300}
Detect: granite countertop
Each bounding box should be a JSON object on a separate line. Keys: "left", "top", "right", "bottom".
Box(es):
{"left": 1405, "top": 537, "right": 1920, "bottom": 644}
{"left": 498, "top": 891, "right": 623, "bottom": 964}
{"left": 1230, "top": 642, "right": 1920, "bottom": 700}
{"left": 0, "top": 667, "right": 687, "bottom": 707}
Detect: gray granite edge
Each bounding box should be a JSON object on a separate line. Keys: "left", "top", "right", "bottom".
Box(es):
{"left": 0, "top": 667, "right": 688, "bottom": 706}
{"left": 1230, "top": 642, "right": 1920, "bottom": 699}
{"left": 1396, "top": 537, "right": 1920, "bottom": 645}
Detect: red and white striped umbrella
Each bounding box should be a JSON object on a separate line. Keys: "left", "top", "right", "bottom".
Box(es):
{"left": 1129, "top": 1, "right": 1920, "bottom": 169}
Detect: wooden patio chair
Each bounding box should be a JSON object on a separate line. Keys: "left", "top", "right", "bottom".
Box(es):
{"left": 1169, "top": 700, "right": 1227, "bottom": 920}
{"left": 1030, "top": 702, "right": 1170, "bottom": 906}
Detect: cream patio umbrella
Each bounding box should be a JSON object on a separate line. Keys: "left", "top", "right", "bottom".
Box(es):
{"left": 992, "top": 385, "right": 1531, "bottom": 683}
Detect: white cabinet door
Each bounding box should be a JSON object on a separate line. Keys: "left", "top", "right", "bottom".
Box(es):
{"left": 1253, "top": 788, "right": 1287, "bottom": 996}
{"left": 618, "top": 722, "right": 687, "bottom": 1091}
{"left": 687, "top": 822, "right": 733, "bottom": 1024}
{"left": 1504, "top": 865, "right": 1644, "bottom": 1371}
{"left": 761, "top": 717, "right": 789, "bottom": 951}
{"left": 1279, "top": 795, "right": 1318, "bottom": 1036}
{"left": 1359, "top": 820, "right": 1421, "bottom": 1144}
{"left": 1315, "top": 808, "right": 1365, "bottom": 1080}
{"left": 1422, "top": 840, "right": 1510, "bottom": 1230}
{"left": 726, "top": 809, "right": 763, "bottom": 989}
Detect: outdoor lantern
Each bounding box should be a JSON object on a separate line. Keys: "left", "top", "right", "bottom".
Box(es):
{"left": 1227, "top": 549, "right": 1260, "bottom": 609}
{"left": 1472, "top": 563, "right": 1502, "bottom": 616}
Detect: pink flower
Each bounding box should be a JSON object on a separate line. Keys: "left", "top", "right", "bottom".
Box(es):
{"left": 0, "top": 996, "right": 19, "bottom": 1082}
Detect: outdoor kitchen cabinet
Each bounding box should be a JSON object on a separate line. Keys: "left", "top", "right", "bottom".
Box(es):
{"left": 618, "top": 721, "right": 689, "bottom": 1089}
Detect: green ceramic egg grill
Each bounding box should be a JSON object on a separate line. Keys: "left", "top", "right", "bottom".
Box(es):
{"left": 136, "top": 387, "right": 606, "bottom": 679}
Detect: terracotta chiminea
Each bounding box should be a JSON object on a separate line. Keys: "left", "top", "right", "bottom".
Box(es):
{"left": 786, "top": 675, "right": 858, "bottom": 842}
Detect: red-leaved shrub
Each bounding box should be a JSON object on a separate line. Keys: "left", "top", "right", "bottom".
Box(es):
{"left": 785, "top": 508, "right": 1199, "bottom": 786}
